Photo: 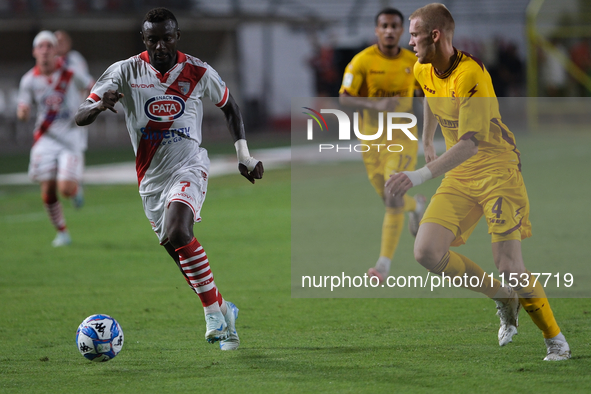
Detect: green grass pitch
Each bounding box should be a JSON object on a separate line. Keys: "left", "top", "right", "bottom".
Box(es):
{"left": 1, "top": 131, "right": 591, "bottom": 392}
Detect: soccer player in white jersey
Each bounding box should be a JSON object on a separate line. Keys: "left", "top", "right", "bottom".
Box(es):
{"left": 75, "top": 8, "right": 264, "bottom": 351}
{"left": 17, "top": 31, "right": 94, "bottom": 247}
{"left": 54, "top": 30, "right": 94, "bottom": 206}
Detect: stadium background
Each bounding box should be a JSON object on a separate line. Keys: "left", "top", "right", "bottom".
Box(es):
{"left": 0, "top": 0, "right": 590, "bottom": 153}
{"left": 1, "top": 0, "right": 591, "bottom": 392}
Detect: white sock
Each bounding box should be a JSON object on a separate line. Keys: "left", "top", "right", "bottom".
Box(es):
{"left": 549, "top": 332, "right": 566, "bottom": 342}
{"left": 375, "top": 256, "right": 391, "bottom": 276}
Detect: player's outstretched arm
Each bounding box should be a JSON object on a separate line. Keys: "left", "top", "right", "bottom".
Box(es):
{"left": 386, "top": 136, "right": 479, "bottom": 197}
{"left": 221, "top": 94, "right": 264, "bottom": 184}
{"left": 75, "top": 89, "right": 123, "bottom": 126}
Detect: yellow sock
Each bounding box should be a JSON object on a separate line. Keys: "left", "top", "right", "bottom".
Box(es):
{"left": 403, "top": 194, "right": 416, "bottom": 212}
{"left": 430, "top": 251, "right": 501, "bottom": 298}
{"left": 379, "top": 207, "right": 404, "bottom": 259}
{"left": 514, "top": 271, "right": 561, "bottom": 339}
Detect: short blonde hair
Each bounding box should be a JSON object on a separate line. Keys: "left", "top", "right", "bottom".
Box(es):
{"left": 409, "top": 3, "right": 455, "bottom": 36}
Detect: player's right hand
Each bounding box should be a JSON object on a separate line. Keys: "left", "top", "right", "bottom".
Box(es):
{"left": 385, "top": 172, "right": 413, "bottom": 197}
{"left": 99, "top": 90, "right": 124, "bottom": 113}
{"left": 239, "top": 161, "right": 264, "bottom": 184}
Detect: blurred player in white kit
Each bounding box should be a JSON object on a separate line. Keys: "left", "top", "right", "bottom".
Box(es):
{"left": 75, "top": 8, "right": 264, "bottom": 350}
{"left": 17, "top": 31, "right": 94, "bottom": 247}
{"left": 54, "top": 30, "right": 90, "bottom": 76}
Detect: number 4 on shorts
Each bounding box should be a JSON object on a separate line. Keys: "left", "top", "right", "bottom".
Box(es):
{"left": 492, "top": 197, "right": 503, "bottom": 218}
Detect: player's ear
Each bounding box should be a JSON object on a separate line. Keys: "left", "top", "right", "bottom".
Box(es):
{"left": 176, "top": 29, "right": 181, "bottom": 41}
{"left": 431, "top": 29, "right": 440, "bottom": 44}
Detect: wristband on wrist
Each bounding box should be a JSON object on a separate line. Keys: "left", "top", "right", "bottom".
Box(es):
{"left": 234, "top": 139, "right": 259, "bottom": 171}
{"left": 403, "top": 166, "right": 433, "bottom": 187}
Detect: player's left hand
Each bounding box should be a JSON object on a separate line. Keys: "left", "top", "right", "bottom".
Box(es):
{"left": 239, "top": 161, "right": 264, "bottom": 184}
{"left": 385, "top": 172, "right": 413, "bottom": 197}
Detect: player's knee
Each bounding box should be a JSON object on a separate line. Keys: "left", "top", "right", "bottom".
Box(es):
{"left": 41, "top": 191, "right": 58, "bottom": 204}
{"left": 496, "top": 261, "right": 526, "bottom": 278}
{"left": 58, "top": 182, "right": 77, "bottom": 198}
{"left": 166, "top": 226, "right": 193, "bottom": 249}
{"left": 414, "top": 243, "right": 441, "bottom": 270}
{"left": 60, "top": 188, "right": 75, "bottom": 198}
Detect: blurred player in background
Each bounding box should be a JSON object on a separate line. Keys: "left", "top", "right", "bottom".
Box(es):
{"left": 55, "top": 30, "right": 90, "bottom": 76}
{"left": 387, "top": 3, "right": 570, "bottom": 361}
{"left": 76, "top": 8, "right": 264, "bottom": 351}
{"left": 55, "top": 29, "right": 94, "bottom": 206}
{"left": 339, "top": 7, "right": 425, "bottom": 283}
{"left": 17, "top": 31, "right": 93, "bottom": 247}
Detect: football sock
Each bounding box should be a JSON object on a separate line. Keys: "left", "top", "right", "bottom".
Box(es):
{"left": 403, "top": 194, "right": 417, "bottom": 212}
{"left": 430, "top": 251, "right": 501, "bottom": 298}
{"left": 379, "top": 206, "right": 404, "bottom": 259}
{"left": 514, "top": 271, "right": 561, "bottom": 339}
{"left": 374, "top": 256, "right": 391, "bottom": 276}
{"left": 42, "top": 193, "right": 67, "bottom": 232}
{"left": 176, "top": 238, "right": 222, "bottom": 314}
{"left": 219, "top": 296, "right": 227, "bottom": 315}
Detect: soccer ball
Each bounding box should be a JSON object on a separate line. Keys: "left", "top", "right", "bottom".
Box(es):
{"left": 76, "top": 314, "right": 124, "bottom": 362}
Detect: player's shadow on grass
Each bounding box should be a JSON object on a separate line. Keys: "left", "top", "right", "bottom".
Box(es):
{"left": 238, "top": 345, "right": 393, "bottom": 354}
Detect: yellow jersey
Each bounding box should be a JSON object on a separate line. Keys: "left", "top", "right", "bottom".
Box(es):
{"left": 339, "top": 45, "right": 419, "bottom": 137}
{"left": 414, "top": 49, "right": 521, "bottom": 178}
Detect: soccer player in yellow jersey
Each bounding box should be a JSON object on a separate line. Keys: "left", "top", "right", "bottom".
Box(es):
{"left": 339, "top": 7, "right": 426, "bottom": 283}
{"left": 386, "top": 3, "right": 570, "bottom": 361}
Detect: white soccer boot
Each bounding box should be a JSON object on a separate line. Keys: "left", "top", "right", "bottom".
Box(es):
{"left": 368, "top": 256, "right": 390, "bottom": 285}
{"left": 219, "top": 301, "right": 240, "bottom": 350}
{"left": 204, "top": 311, "right": 228, "bottom": 344}
{"left": 544, "top": 333, "right": 571, "bottom": 361}
{"left": 495, "top": 291, "right": 521, "bottom": 346}
{"left": 52, "top": 230, "right": 72, "bottom": 247}
{"left": 408, "top": 194, "right": 426, "bottom": 237}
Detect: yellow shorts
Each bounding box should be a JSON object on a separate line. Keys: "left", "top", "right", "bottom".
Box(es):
{"left": 421, "top": 168, "right": 532, "bottom": 245}
{"left": 362, "top": 131, "right": 419, "bottom": 198}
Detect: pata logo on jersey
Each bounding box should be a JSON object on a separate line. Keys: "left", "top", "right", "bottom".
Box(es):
{"left": 302, "top": 107, "right": 417, "bottom": 153}
{"left": 145, "top": 95, "right": 186, "bottom": 121}
{"left": 45, "top": 93, "right": 64, "bottom": 111}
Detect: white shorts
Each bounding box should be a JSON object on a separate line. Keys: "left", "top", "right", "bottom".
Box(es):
{"left": 28, "top": 141, "right": 84, "bottom": 183}
{"left": 142, "top": 169, "right": 208, "bottom": 245}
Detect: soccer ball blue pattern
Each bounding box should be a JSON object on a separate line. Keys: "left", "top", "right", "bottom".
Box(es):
{"left": 76, "top": 314, "right": 124, "bottom": 362}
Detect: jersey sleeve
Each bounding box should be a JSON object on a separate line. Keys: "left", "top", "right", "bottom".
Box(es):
{"left": 87, "top": 61, "right": 123, "bottom": 103}
{"left": 339, "top": 56, "right": 365, "bottom": 96}
{"left": 69, "top": 51, "right": 90, "bottom": 75}
{"left": 201, "top": 64, "right": 229, "bottom": 108}
{"left": 72, "top": 68, "right": 94, "bottom": 92}
{"left": 456, "top": 68, "right": 492, "bottom": 143}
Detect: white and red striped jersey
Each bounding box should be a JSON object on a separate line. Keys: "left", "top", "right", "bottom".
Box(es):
{"left": 18, "top": 61, "right": 94, "bottom": 152}
{"left": 87, "top": 51, "right": 229, "bottom": 195}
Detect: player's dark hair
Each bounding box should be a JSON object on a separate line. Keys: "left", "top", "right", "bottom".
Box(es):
{"left": 143, "top": 7, "right": 178, "bottom": 29}
{"left": 375, "top": 7, "right": 404, "bottom": 26}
